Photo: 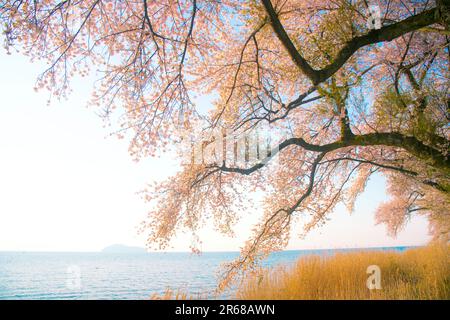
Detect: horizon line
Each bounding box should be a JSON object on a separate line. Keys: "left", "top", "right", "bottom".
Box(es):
{"left": 0, "top": 244, "right": 424, "bottom": 254}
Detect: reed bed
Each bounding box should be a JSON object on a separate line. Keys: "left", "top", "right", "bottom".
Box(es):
{"left": 237, "top": 245, "right": 449, "bottom": 300}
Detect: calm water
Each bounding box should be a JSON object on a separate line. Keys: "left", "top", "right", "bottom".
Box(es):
{"left": 0, "top": 247, "right": 411, "bottom": 300}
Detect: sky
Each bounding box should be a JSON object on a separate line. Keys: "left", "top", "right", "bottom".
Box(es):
{"left": 0, "top": 50, "right": 432, "bottom": 252}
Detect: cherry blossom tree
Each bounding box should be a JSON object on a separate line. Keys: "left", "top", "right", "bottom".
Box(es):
{"left": 1, "top": 0, "right": 448, "bottom": 288}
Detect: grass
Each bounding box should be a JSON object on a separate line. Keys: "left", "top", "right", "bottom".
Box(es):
{"left": 237, "top": 244, "right": 449, "bottom": 300}
{"left": 150, "top": 289, "right": 209, "bottom": 300}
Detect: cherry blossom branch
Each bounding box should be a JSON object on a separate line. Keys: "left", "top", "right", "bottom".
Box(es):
{"left": 321, "top": 157, "right": 448, "bottom": 192}
{"left": 261, "top": 0, "right": 441, "bottom": 85}
{"left": 213, "top": 132, "right": 449, "bottom": 176}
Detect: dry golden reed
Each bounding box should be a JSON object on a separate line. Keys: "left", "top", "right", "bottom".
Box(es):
{"left": 151, "top": 288, "right": 211, "bottom": 300}
{"left": 237, "top": 244, "right": 449, "bottom": 300}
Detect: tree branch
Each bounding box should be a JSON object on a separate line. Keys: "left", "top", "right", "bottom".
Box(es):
{"left": 261, "top": 0, "right": 439, "bottom": 85}
{"left": 214, "top": 131, "right": 449, "bottom": 175}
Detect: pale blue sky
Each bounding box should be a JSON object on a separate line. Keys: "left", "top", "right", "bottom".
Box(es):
{"left": 0, "top": 50, "right": 432, "bottom": 252}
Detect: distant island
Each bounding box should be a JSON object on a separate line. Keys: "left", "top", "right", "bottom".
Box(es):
{"left": 101, "top": 244, "right": 147, "bottom": 253}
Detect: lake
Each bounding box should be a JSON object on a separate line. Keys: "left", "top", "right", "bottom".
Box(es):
{"left": 0, "top": 247, "right": 411, "bottom": 300}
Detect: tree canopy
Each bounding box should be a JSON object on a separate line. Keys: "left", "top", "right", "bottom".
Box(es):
{"left": 1, "top": 0, "right": 449, "bottom": 288}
